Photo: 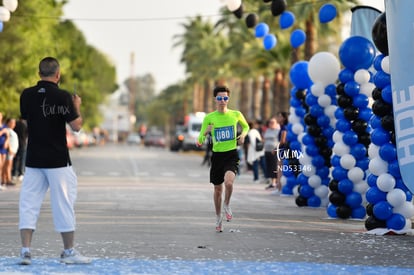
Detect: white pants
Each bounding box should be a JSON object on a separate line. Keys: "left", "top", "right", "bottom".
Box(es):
{"left": 19, "top": 166, "right": 77, "bottom": 232}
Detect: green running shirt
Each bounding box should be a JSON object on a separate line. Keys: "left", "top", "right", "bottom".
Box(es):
{"left": 198, "top": 110, "right": 249, "bottom": 153}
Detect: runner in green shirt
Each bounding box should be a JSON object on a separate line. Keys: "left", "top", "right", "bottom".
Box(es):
{"left": 196, "top": 86, "right": 249, "bottom": 232}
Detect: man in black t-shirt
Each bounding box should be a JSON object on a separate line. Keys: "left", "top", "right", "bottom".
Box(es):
{"left": 18, "top": 57, "right": 91, "bottom": 265}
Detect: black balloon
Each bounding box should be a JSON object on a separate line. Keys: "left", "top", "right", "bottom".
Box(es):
{"left": 372, "top": 12, "right": 388, "bottom": 55}
{"left": 295, "top": 195, "right": 308, "bottom": 207}
{"left": 307, "top": 125, "right": 321, "bottom": 137}
{"left": 365, "top": 216, "right": 387, "bottom": 231}
{"left": 295, "top": 89, "right": 306, "bottom": 100}
{"left": 304, "top": 114, "right": 317, "bottom": 126}
{"left": 314, "top": 136, "right": 327, "bottom": 147}
{"left": 343, "top": 106, "right": 359, "bottom": 121}
{"left": 245, "top": 13, "right": 258, "bottom": 28}
{"left": 352, "top": 119, "right": 368, "bottom": 134}
{"left": 336, "top": 205, "right": 352, "bottom": 219}
{"left": 381, "top": 115, "right": 394, "bottom": 131}
{"left": 337, "top": 95, "right": 353, "bottom": 108}
{"left": 372, "top": 87, "right": 382, "bottom": 100}
{"left": 329, "top": 180, "right": 339, "bottom": 191}
{"left": 366, "top": 203, "right": 374, "bottom": 216}
{"left": 336, "top": 83, "right": 346, "bottom": 96}
{"left": 329, "top": 191, "right": 345, "bottom": 205}
{"left": 372, "top": 99, "right": 392, "bottom": 117}
{"left": 233, "top": 4, "right": 243, "bottom": 19}
{"left": 271, "top": 0, "right": 287, "bottom": 17}
{"left": 320, "top": 147, "right": 332, "bottom": 158}
{"left": 358, "top": 133, "right": 371, "bottom": 148}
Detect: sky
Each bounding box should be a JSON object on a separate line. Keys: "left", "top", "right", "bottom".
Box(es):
{"left": 63, "top": 0, "right": 385, "bottom": 93}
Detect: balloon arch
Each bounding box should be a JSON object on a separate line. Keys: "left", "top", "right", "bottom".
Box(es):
{"left": 222, "top": 0, "right": 414, "bottom": 234}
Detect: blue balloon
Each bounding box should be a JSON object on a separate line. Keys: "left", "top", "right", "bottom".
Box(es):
{"left": 358, "top": 108, "right": 373, "bottom": 121}
{"left": 297, "top": 173, "right": 309, "bottom": 185}
{"left": 263, "top": 33, "right": 277, "bottom": 50}
{"left": 301, "top": 134, "right": 315, "bottom": 146}
{"left": 379, "top": 143, "right": 397, "bottom": 161}
{"left": 345, "top": 192, "right": 363, "bottom": 208}
{"left": 373, "top": 70, "right": 391, "bottom": 89}
{"left": 317, "top": 115, "right": 330, "bottom": 127}
{"left": 353, "top": 94, "right": 369, "bottom": 108}
{"left": 255, "top": 22, "right": 269, "bottom": 38}
{"left": 336, "top": 118, "right": 351, "bottom": 132}
{"left": 305, "top": 93, "right": 318, "bottom": 106}
{"left": 338, "top": 179, "right": 354, "bottom": 195}
{"left": 386, "top": 213, "right": 406, "bottom": 230}
{"left": 322, "top": 127, "right": 334, "bottom": 139}
{"left": 334, "top": 108, "right": 345, "bottom": 120}
{"left": 282, "top": 184, "right": 293, "bottom": 194}
{"left": 316, "top": 166, "right": 330, "bottom": 178}
{"left": 339, "top": 69, "right": 354, "bottom": 83}
{"left": 373, "top": 54, "right": 384, "bottom": 71}
{"left": 332, "top": 166, "right": 348, "bottom": 181}
{"left": 342, "top": 130, "right": 358, "bottom": 145}
{"left": 295, "top": 106, "right": 306, "bottom": 117}
{"left": 325, "top": 84, "right": 337, "bottom": 98}
{"left": 289, "top": 140, "right": 302, "bottom": 151}
{"left": 308, "top": 195, "right": 321, "bottom": 207}
{"left": 299, "top": 184, "right": 314, "bottom": 198}
{"left": 350, "top": 143, "right": 367, "bottom": 160}
{"left": 310, "top": 105, "right": 324, "bottom": 117}
{"left": 370, "top": 115, "right": 382, "bottom": 129}
{"left": 381, "top": 85, "right": 393, "bottom": 104}
{"left": 339, "top": 36, "right": 376, "bottom": 71}
{"left": 306, "top": 145, "right": 319, "bottom": 157}
{"left": 290, "top": 29, "right": 306, "bottom": 48}
{"left": 280, "top": 11, "right": 295, "bottom": 29}
{"left": 356, "top": 158, "right": 370, "bottom": 171}
{"left": 327, "top": 203, "right": 338, "bottom": 218}
{"left": 319, "top": 3, "right": 337, "bottom": 23}
{"left": 371, "top": 127, "right": 390, "bottom": 146}
{"left": 388, "top": 159, "right": 402, "bottom": 178}
{"left": 331, "top": 155, "right": 341, "bottom": 167}
{"left": 366, "top": 174, "right": 378, "bottom": 187}
{"left": 286, "top": 175, "right": 298, "bottom": 188}
{"left": 290, "top": 61, "right": 312, "bottom": 89}
{"left": 344, "top": 81, "right": 360, "bottom": 97}
{"left": 373, "top": 201, "right": 393, "bottom": 220}
{"left": 366, "top": 186, "right": 387, "bottom": 204}
{"left": 311, "top": 155, "right": 325, "bottom": 168}
{"left": 352, "top": 206, "right": 366, "bottom": 219}
{"left": 290, "top": 97, "right": 302, "bottom": 107}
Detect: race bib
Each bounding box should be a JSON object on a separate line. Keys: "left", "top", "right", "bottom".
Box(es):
{"left": 215, "top": 126, "right": 234, "bottom": 142}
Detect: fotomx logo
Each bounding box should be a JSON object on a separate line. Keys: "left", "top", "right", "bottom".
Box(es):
{"left": 274, "top": 142, "right": 303, "bottom": 162}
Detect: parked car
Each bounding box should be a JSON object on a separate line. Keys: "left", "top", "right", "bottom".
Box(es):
{"left": 144, "top": 132, "right": 166, "bottom": 147}
{"left": 181, "top": 112, "right": 206, "bottom": 151}
{"left": 126, "top": 133, "right": 141, "bottom": 145}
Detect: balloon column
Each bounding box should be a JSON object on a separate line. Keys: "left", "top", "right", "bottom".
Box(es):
{"left": 281, "top": 61, "right": 312, "bottom": 196}
{"left": 327, "top": 36, "right": 375, "bottom": 219}
{"left": 0, "top": 0, "right": 18, "bottom": 32}
{"left": 293, "top": 52, "right": 339, "bottom": 208}
{"left": 364, "top": 13, "right": 414, "bottom": 233}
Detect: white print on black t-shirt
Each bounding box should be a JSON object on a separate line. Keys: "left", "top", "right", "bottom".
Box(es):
{"left": 40, "top": 98, "right": 70, "bottom": 117}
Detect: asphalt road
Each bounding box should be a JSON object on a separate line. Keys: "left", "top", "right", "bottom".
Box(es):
{"left": 0, "top": 143, "right": 414, "bottom": 274}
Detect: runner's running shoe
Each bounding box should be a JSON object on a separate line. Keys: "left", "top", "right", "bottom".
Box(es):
{"left": 60, "top": 249, "right": 92, "bottom": 264}
{"left": 20, "top": 251, "right": 31, "bottom": 265}
{"left": 224, "top": 204, "right": 232, "bottom": 222}
{"left": 216, "top": 215, "right": 223, "bottom": 232}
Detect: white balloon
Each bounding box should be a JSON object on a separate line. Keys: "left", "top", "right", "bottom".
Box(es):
{"left": 324, "top": 105, "right": 337, "bottom": 118}
{"left": 317, "top": 94, "right": 331, "bottom": 107}
{"left": 332, "top": 130, "right": 343, "bottom": 143}
{"left": 360, "top": 82, "right": 375, "bottom": 97}
{"left": 226, "top": 0, "right": 241, "bottom": 11}
{"left": 3, "top": 0, "right": 18, "bottom": 12}
{"left": 315, "top": 185, "right": 329, "bottom": 198}
{"left": 320, "top": 197, "right": 329, "bottom": 207}
{"left": 354, "top": 180, "right": 369, "bottom": 194}
{"left": 297, "top": 132, "right": 305, "bottom": 143}
{"left": 340, "top": 154, "right": 356, "bottom": 170}
{"left": 308, "top": 52, "right": 340, "bottom": 85}
{"left": 381, "top": 56, "right": 390, "bottom": 74}
{"left": 377, "top": 173, "right": 396, "bottom": 192}
{"left": 393, "top": 201, "right": 414, "bottom": 219}
{"left": 368, "top": 157, "right": 388, "bottom": 176}
{"left": 354, "top": 69, "right": 371, "bottom": 84}
{"left": 332, "top": 141, "right": 350, "bottom": 156}
{"left": 386, "top": 188, "right": 406, "bottom": 208}
{"left": 403, "top": 218, "right": 412, "bottom": 231}
{"left": 368, "top": 144, "right": 380, "bottom": 159}
{"left": 0, "top": 6, "right": 11, "bottom": 21}
{"left": 292, "top": 123, "right": 304, "bottom": 135}
{"left": 308, "top": 174, "right": 322, "bottom": 188}
{"left": 348, "top": 167, "right": 365, "bottom": 183}
{"left": 310, "top": 82, "right": 325, "bottom": 97}
{"left": 302, "top": 164, "right": 316, "bottom": 177}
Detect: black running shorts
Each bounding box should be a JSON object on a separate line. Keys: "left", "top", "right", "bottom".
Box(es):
{"left": 210, "top": 149, "right": 239, "bottom": 185}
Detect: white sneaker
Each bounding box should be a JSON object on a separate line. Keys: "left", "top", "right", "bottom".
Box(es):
{"left": 216, "top": 215, "right": 223, "bottom": 232}
{"left": 60, "top": 249, "right": 92, "bottom": 264}
{"left": 271, "top": 188, "right": 280, "bottom": 195}
{"left": 20, "top": 251, "right": 31, "bottom": 265}
{"left": 223, "top": 204, "right": 232, "bottom": 222}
